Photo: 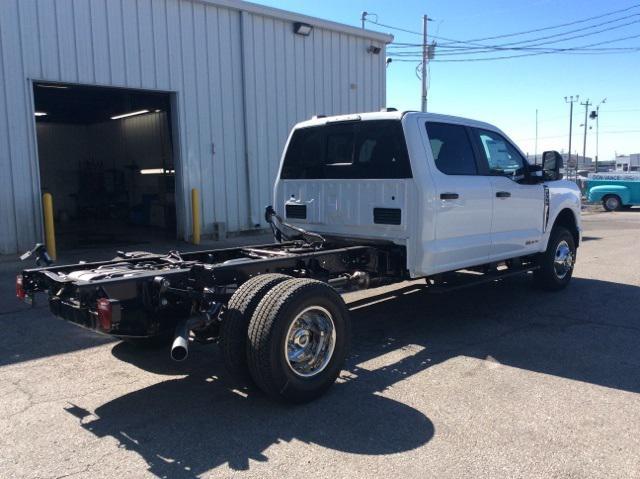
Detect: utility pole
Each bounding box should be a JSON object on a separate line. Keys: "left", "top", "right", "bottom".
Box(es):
{"left": 361, "top": 11, "right": 367, "bottom": 29}
{"left": 593, "top": 98, "right": 606, "bottom": 173}
{"left": 534, "top": 109, "right": 538, "bottom": 164}
{"left": 580, "top": 99, "right": 591, "bottom": 171}
{"left": 595, "top": 107, "right": 600, "bottom": 173}
{"left": 564, "top": 95, "right": 579, "bottom": 178}
{"left": 421, "top": 14, "right": 429, "bottom": 112}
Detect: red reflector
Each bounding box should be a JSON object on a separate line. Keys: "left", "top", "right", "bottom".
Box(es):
{"left": 96, "top": 298, "right": 112, "bottom": 331}
{"left": 16, "top": 275, "right": 26, "bottom": 300}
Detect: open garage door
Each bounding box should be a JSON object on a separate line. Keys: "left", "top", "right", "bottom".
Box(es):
{"left": 33, "top": 83, "right": 177, "bottom": 250}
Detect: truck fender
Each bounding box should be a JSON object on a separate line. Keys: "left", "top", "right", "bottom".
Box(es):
{"left": 541, "top": 199, "right": 581, "bottom": 252}
{"left": 587, "top": 185, "right": 631, "bottom": 204}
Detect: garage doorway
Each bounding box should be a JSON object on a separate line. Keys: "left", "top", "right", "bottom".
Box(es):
{"left": 33, "top": 83, "right": 177, "bottom": 250}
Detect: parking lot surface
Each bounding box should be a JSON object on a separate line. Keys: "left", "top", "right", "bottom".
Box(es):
{"left": 1, "top": 210, "right": 639, "bottom": 478}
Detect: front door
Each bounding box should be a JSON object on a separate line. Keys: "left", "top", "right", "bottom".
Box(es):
{"left": 471, "top": 128, "right": 545, "bottom": 260}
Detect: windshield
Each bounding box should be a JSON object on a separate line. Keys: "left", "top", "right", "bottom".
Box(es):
{"left": 280, "top": 120, "right": 412, "bottom": 179}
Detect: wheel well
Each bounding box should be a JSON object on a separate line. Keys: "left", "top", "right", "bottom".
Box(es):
{"left": 552, "top": 208, "right": 579, "bottom": 247}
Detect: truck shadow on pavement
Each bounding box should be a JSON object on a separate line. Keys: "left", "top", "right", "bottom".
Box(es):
{"left": 66, "top": 275, "right": 640, "bottom": 477}
{"left": 67, "top": 347, "right": 435, "bottom": 476}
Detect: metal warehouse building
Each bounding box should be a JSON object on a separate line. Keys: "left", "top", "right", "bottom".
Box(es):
{"left": 0, "top": 0, "right": 391, "bottom": 255}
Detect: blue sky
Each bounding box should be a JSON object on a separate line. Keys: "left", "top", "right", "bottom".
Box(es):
{"left": 253, "top": 0, "right": 639, "bottom": 162}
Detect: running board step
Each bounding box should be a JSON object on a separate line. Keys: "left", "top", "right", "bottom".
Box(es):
{"left": 428, "top": 265, "right": 540, "bottom": 294}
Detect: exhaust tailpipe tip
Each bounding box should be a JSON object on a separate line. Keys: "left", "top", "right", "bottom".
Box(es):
{"left": 170, "top": 319, "right": 191, "bottom": 361}
{"left": 171, "top": 338, "right": 189, "bottom": 362}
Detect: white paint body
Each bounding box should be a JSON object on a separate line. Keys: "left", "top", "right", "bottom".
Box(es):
{"left": 274, "top": 111, "right": 582, "bottom": 278}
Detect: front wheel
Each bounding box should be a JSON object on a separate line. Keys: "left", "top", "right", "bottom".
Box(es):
{"left": 602, "top": 195, "right": 621, "bottom": 211}
{"left": 247, "top": 278, "right": 350, "bottom": 403}
{"left": 533, "top": 226, "right": 576, "bottom": 291}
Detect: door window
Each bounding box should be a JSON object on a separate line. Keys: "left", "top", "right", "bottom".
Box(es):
{"left": 425, "top": 122, "right": 478, "bottom": 175}
{"left": 474, "top": 129, "right": 527, "bottom": 178}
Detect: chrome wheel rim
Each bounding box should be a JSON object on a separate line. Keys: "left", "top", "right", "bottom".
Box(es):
{"left": 284, "top": 306, "right": 336, "bottom": 378}
{"left": 553, "top": 240, "right": 574, "bottom": 280}
{"left": 605, "top": 197, "right": 619, "bottom": 210}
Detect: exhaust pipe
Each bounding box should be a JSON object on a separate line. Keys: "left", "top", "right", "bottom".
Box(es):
{"left": 170, "top": 303, "right": 221, "bottom": 361}
{"left": 171, "top": 319, "right": 192, "bottom": 361}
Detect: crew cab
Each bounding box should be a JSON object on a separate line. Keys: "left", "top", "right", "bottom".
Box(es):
{"left": 17, "top": 110, "right": 581, "bottom": 403}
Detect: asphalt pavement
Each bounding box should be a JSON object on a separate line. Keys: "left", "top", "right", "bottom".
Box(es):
{"left": 1, "top": 210, "right": 639, "bottom": 478}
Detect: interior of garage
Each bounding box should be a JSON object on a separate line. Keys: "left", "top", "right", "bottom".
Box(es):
{"left": 33, "top": 83, "right": 176, "bottom": 249}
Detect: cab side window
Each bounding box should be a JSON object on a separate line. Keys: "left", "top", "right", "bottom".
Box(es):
{"left": 473, "top": 129, "right": 527, "bottom": 178}
{"left": 425, "top": 122, "right": 478, "bottom": 175}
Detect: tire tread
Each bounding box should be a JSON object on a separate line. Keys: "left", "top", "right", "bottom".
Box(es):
{"left": 220, "top": 273, "right": 290, "bottom": 382}
{"left": 247, "top": 278, "right": 347, "bottom": 401}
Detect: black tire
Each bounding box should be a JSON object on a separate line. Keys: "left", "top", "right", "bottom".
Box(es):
{"left": 533, "top": 226, "right": 576, "bottom": 291}
{"left": 220, "top": 273, "right": 290, "bottom": 384}
{"left": 602, "top": 195, "right": 621, "bottom": 211}
{"left": 247, "top": 278, "right": 350, "bottom": 403}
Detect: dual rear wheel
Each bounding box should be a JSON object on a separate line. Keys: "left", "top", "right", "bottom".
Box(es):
{"left": 220, "top": 275, "right": 350, "bottom": 403}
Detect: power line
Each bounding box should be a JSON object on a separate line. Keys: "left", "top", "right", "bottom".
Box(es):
{"left": 389, "top": 42, "right": 640, "bottom": 50}
{"left": 387, "top": 19, "right": 640, "bottom": 58}
{"left": 365, "top": 19, "right": 423, "bottom": 37}
{"left": 436, "top": 16, "right": 640, "bottom": 54}
{"left": 440, "top": 3, "right": 640, "bottom": 44}
{"left": 370, "top": 7, "right": 640, "bottom": 61}
{"left": 367, "top": 7, "right": 640, "bottom": 49}
{"left": 430, "top": 13, "right": 640, "bottom": 51}
{"left": 388, "top": 46, "right": 640, "bottom": 56}
{"left": 390, "top": 48, "right": 640, "bottom": 58}
{"left": 390, "top": 33, "right": 640, "bottom": 62}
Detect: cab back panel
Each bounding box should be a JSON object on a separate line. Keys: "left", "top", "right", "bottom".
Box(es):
{"left": 276, "top": 179, "right": 412, "bottom": 241}
{"left": 274, "top": 119, "right": 414, "bottom": 243}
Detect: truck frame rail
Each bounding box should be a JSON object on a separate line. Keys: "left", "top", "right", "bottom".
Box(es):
{"left": 19, "top": 239, "right": 406, "bottom": 340}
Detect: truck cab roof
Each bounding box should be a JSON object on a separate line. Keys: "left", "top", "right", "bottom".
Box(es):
{"left": 296, "top": 110, "right": 501, "bottom": 134}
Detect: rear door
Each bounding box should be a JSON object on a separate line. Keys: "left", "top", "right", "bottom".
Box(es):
{"left": 422, "top": 121, "right": 493, "bottom": 273}
{"left": 471, "top": 128, "right": 545, "bottom": 260}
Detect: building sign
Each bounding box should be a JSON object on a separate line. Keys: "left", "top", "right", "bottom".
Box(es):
{"left": 589, "top": 173, "right": 640, "bottom": 181}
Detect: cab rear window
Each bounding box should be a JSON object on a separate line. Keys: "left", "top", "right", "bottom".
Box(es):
{"left": 280, "top": 120, "right": 412, "bottom": 179}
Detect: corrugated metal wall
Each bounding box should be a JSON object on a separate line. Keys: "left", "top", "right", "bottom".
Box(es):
{"left": 241, "top": 12, "right": 387, "bottom": 225}
{"left": 0, "top": 0, "right": 389, "bottom": 254}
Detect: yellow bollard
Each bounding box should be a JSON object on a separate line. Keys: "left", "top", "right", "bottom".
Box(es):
{"left": 42, "top": 193, "right": 57, "bottom": 261}
{"left": 191, "top": 188, "right": 200, "bottom": 245}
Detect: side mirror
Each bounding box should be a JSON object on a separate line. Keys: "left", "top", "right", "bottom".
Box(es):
{"left": 542, "top": 151, "right": 563, "bottom": 180}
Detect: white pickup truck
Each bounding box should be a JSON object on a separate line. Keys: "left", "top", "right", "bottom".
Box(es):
{"left": 18, "top": 110, "right": 581, "bottom": 403}
{"left": 276, "top": 110, "right": 580, "bottom": 282}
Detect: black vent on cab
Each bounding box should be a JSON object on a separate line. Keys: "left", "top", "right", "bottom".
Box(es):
{"left": 373, "top": 208, "right": 401, "bottom": 225}
{"left": 286, "top": 204, "right": 307, "bottom": 219}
